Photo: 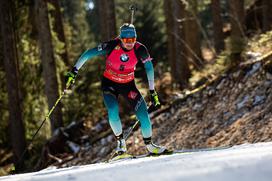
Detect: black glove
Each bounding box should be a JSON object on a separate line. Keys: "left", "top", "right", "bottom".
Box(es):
{"left": 149, "top": 90, "right": 161, "bottom": 109}
{"left": 65, "top": 67, "right": 78, "bottom": 89}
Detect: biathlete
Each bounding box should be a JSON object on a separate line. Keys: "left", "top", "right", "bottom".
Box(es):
{"left": 65, "top": 23, "right": 170, "bottom": 156}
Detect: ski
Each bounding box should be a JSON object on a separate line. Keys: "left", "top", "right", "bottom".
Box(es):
{"left": 108, "top": 153, "right": 134, "bottom": 162}
{"left": 106, "top": 146, "right": 231, "bottom": 163}
{"left": 134, "top": 145, "right": 231, "bottom": 159}
{"left": 107, "top": 149, "right": 173, "bottom": 163}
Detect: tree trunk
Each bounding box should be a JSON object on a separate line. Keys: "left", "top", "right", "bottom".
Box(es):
{"left": 163, "top": 0, "right": 177, "bottom": 86}
{"left": 47, "top": 0, "right": 70, "bottom": 66}
{"left": 229, "top": 0, "right": 245, "bottom": 38}
{"left": 0, "top": 0, "right": 26, "bottom": 171}
{"left": 184, "top": 0, "right": 203, "bottom": 69}
{"left": 164, "top": 0, "right": 191, "bottom": 89}
{"left": 28, "top": 0, "right": 39, "bottom": 40}
{"left": 175, "top": 0, "right": 191, "bottom": 89}
{"left": 229, "top": 0, "right": 245, "bottom": 64}
{"left": 97, "top": 0, "right": 117, "bottom": 41}
{"left": 262, "top": 0, "right": 272, "bottom": 32}
{"left": 35, "top": 0, "right": 63, "bottom": 133}
{"left": 211, "top": 0, "right": 225, "bottom": 53}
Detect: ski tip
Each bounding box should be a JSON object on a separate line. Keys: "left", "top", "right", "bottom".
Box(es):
{"left": 148, "top": 149, "right": 174, "bottom": 156}
{"left": 109, "top": 153, "right": 134, "bottom": 162}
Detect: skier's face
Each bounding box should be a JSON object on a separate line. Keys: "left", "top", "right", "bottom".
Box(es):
{"left": 121, "top": 37, "right": 136, "bottom": 50}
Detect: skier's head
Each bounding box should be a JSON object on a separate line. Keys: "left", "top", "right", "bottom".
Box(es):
{"left": 120, "top": 23, "right": 137, "bottom": 38}
{"left": 120, "top": 23, "right": 137, "bottom": 50}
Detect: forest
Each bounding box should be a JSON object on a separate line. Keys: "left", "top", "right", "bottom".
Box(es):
{"left": 0, "top": 0, "right": 272, "bottom": 175}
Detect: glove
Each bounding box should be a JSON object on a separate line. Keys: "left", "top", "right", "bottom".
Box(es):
{"left": 65, "top": 67, "right": 78, "bottom": 89}
{"left": 149, "top": 90, "right": 161, "bottom": 108}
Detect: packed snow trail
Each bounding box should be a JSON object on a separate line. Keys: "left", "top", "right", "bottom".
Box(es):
{"left": 1, "top": 142, "right": 272, "bottom": 181}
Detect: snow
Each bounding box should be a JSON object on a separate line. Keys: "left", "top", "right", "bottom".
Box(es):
{"left": 1, "top": 142, "right": 272, "bottom": 181}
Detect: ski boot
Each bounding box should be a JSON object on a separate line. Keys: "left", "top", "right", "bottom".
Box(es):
{"left": 144, "top": 137, "right": 173, "bottom": 155}
{"left": 111, "top": 134, "right": 133, "bottom": 161}
{"left": 115, "top": 136, "right": 127, "bottom": 155}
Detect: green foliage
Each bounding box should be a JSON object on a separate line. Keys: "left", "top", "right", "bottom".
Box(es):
{"left": 60, "top": 0, "right": 106, "bottom": 124}
{"left": 16, "top": 7, "right": 50, "bottom": 141}
{"left": 0, "top": 2, "right": 50, "bottom": 149}
{"left": 61, "top": 0, "right": 95, "bottom": 61}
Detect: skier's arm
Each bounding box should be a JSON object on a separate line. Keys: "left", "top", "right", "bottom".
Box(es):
{"left": 144, "top": 59, "right": 160, "bottom": 108}
{"left": 135, "top": 44, "right": 155, "bottom": 90}
{"left": 74, "top": 39, "right": 118, "bottom": 71}
{"left": 74, "top": 47, "right": 107, "bottom": 70}
{"left": 144, "top": 61, "right": 155, "bottom": 91}
{"left": 74, "top": 40, "right": 118, "bottom": 70}
{"left": 65, "top": 40, "right": 117, "bottom": 88}
{"left": 135, "top": 44, "right": 160, "bottom": 107}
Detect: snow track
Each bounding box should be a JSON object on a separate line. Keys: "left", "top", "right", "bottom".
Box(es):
{"left": 2, "top": 142, "right": 272, "bottom": 181}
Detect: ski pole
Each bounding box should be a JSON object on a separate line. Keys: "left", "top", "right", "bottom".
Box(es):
{"left": 17, "top": 89, "right": 67, "bottom": 168}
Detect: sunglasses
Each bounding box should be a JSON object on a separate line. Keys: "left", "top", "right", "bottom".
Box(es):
{"left": 121, "top": 37, "right": 136, "bottom": 43}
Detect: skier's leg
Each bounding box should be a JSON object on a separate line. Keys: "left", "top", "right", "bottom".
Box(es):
{"left": 103, "top": 92, "right": 122, "bottom": 136}
{"left": 103, "top": 92, "right": 127, "bottom": 154}
{"left": 123, "top": 86, "right": 152, "bottom": 138}
{"left": 123, "top": 82, "right": 169, "bottom": 154}
{"left": 134, "top": 96, "right": 152, "bottom": 138}
{"left": 128, "top": 93, "right": 167, "bottom": 154}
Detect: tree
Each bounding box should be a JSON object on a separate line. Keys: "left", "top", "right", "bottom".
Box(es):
{"left": 34, "top": 0, "right": 63, "bottom": 133}
{"left": 61, "top": 0, "right": 93, "bottom": 61}
{"left": 229, "top": 0, "right": 245, "bottom": 64}
{"left": 132, "top": 1, "right": 167, "bottom": 66}
{"left": 211, "top": 0, "right": 224, "bottom": 53}
{"left": 47, "top": 0, "right": 70, "bottom": 66}
{"left": 97, "top": 0, "right": 117, "bottom": 41}
{"left": 184, "top": 0, "right": 203, "bottom": 69}
{"left": 262, "top": 0, "right": 272, "bottom": 32}
{"left": 0, "top": 0, "right": 26, "bottom": 171}
{"left": 164, "top": 0, "right": 191, "bottom": 89}
{"left": 86, "top": 0, "right": 100, "bottom": 42}
{"left": 164, "top": 0, "right": 177, "bottom": 83}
